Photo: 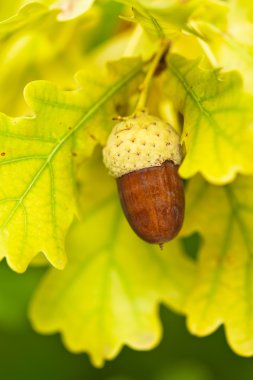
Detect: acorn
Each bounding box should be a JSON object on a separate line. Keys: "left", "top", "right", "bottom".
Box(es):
{"left": 103, "top": 109, "right": 184, "bottom": 245}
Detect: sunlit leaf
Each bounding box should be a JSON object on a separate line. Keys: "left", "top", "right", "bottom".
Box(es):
{"left": 119, "top": 0, "right": 202, "bottom": 39}
{"left": 0, "top": 3, "right": 48, "bottom": 40}
{"left": 182, "top": 175, "right": 253, "bottom": 357}
{"left": 0, "top": 4, "right": 102, "bottom": 116}
{"left": 0, "top": 0, "right": 23, "bottom": 21}
{"left": 0, "top": 0, "right": 95, "bottom": 32}
{"left": 0, "top": 58, "right": 144, "bottom": 272}
{"left": 118, "top": 0, "right": 227, "bottom": 43}
{"left": 165, "top": 54, "right": 253, "bottom": 184}
{"left": 29, "top": 151, "right": 195, "bottom": 367}
{"left": 192, "top": 0, "right": 253, "bottom": 92}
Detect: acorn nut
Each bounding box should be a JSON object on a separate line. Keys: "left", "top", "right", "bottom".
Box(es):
{"left": 103, "top": 109, "right": 185, "bottom": 245}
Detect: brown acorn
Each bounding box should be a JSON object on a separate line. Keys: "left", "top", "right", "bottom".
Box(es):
{"left": 103, "top": 109, "right": 184, "bottom": 245}
{"left": 117, "top": 160, "right": 184, "bottom": 243}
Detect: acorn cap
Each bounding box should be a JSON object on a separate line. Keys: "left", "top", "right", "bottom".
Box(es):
{"left": 103, "top": 109, "right": 182, "bottom": 178}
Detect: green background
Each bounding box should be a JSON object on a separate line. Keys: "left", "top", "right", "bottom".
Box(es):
{"left": 1, "top": 262, "right": 253, "bottom": 380}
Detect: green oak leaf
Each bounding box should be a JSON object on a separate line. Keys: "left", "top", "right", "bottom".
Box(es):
{"left": 0, "top": 0, "right": 22, "bottom": 21}
{"left": 165, "top": 54, "right": 253, "bottom": 184}
{"left": 0, "top": 28, "right": 75, "bottom": 116}
{"left": 192, "top": 0, "right": 253, "bottom": 93}
{"left": 0, "top": 0, "right": 95, "bottom": 37}
{"left": 0, "top": 58, "right": 144, "bottom": 272}
{"left": 0, "top": 3, "right": 102, "bottom": 116}
{"left": 182, "top": 174, "right": 253, "bottom": 357}
{"left": 118, "top": 0, "right": 227, "bottom": 41}
{"left": 0, "top": 3, "right": 52, "bottom": 40}
{"left": 29, "top": 151, "right": 196, "bottom": 367}
{"left": 119, "top": 0, "right": 202, "bottom": 39}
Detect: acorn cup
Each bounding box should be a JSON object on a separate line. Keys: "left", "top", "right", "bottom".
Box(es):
{"left": 103, "top": 109, "right": 185, "bottom": 245}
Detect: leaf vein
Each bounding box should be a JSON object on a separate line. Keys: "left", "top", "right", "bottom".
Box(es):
{"left": 0, "top": 63, "right": 143, "bottom": 233}
{"left": 168, "top": 60, "right": 239, "bottom": 148}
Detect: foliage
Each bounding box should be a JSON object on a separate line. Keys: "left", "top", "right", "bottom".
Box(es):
{"left": 30, "top": 151, "right": 194, "bottom": 366}
{"left": 182, "top": 175, "right": 253, "bottom": 357}
{"left": 0, "top": 0, "right": 253, "bottom": 368}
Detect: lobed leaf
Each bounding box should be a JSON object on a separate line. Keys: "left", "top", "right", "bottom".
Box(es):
{"left": 191, "top": 0, "right": 253, "bottom": 93}
{"left": 165, "top": 54, "right": 253, "bottom": 184}
{"left": 118, "top": 0, "right": 227, "bottom": 42}
{"left": 182, "top": 175, "right": 253, "bottom": 357}
{"left": 0, "top": 58, "right": 144, "bottom": 272}
{"left": 0, "top": 2, "right": 102, "bottom": 116}
{"left": 0, "top": 3, "right": 48, "bottom": 41}
{"left": 0, "top": 0, "right": 95, "bottom": 38}
{"left": 29, "top": 151, "right": 195, "bottom": 367}
{"left": 119, "top": 0, "right": 201, "bottom": 39}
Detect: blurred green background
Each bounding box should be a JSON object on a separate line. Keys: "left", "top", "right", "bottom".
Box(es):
{"left": 0, "top": 261, "right": 253, "bottom": 380}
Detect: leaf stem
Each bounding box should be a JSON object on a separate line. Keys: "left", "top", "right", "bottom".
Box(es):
{"left": 135, "top": 39, "right": 171, "bottom": 111}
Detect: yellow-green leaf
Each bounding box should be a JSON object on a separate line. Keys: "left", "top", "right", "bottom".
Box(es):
{"left": 0, "top": 3, "right": 51, "bottom": 40}
{"left": 193, "top": 0, "right": 253, "bottom": 93}
{"left": 0, "top": 58, "right": 144, "bottom": 272}
{"left": 29, "top": 151, "right": 195, "bottom": 367}
{"left": 182, "top": 174, "right": 253, "bottom": 357}
{"left": 119, "top": 0, "right": 202, "bottom": 39}
{"left": 0, "top": 3, "right": 100, "bottom": 116}
{"left": 165, "top": 54, "right": 253, "bottom": 184}
{"left": 0, "top": 0, "right": 95, "bottom": 35}
{"left": 118, "top": 0, "right": 227, "bottom": 42}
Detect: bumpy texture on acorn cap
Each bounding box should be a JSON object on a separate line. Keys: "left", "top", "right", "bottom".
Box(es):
{"left": 103, "top": 109, "right": 182, "bottom": 178}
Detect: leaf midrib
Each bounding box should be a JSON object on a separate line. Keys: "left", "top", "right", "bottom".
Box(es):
{"left": 168, "top": 58, "right": 241, "bottom": 149}
{"left": 191, "top": 184, "right": 253, "bottom": 330}
{"left": 225, "top": 186, "right": 253, "bottom": 331}
{"left": 0, "top": 62, "right": 144, "bottom": 231}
